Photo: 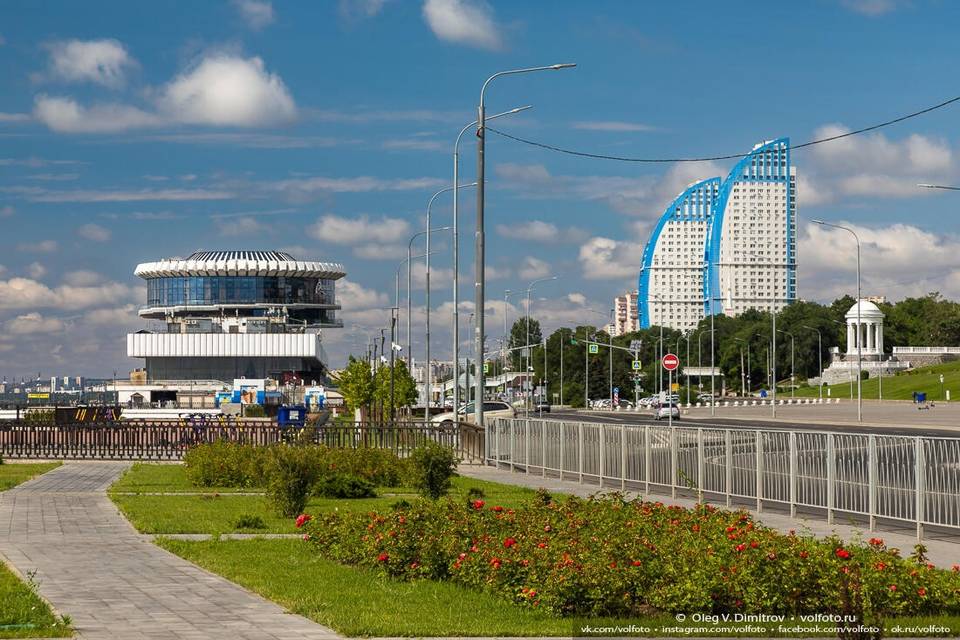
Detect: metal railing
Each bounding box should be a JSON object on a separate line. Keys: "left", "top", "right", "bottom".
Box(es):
{"left": 488, "top": 417, "right": 960, "bottom": 540}
{"left": 0, "top": 420, "right": 485, "bottom": 463}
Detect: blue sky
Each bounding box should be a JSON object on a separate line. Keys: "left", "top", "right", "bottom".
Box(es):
{"left": 3, "top": 0, "right": 960, "bottom": 379}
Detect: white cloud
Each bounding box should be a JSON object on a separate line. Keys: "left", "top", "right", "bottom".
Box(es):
{"left": 422, "top": 0, "right": 502, "bottom": 50}
{"left": 233, "top": 0, "right": 275, "bottom": 29}
{"left": 337, "top": 279, "right": 389, "bottom": 311}
{"left": 382, "top": 138, "right": 445, "bottom": 151}
{"left": 159, "top": 55, "right": 295, "bottom": 127}
{"left": 0, "top": 277, "right": 138, "bottom": 311}
{"left": 5, "top": 312, "right": 64, "bottom": 335}
{"left": 578, "top": 236, "right": 643, "bottom": 281}
{"left": 841, "top": 0, "right": 901, "bottom": 16}
{"left": 0, "top": 112, "right": 30, "bottom": 123}
{"left": 268, "top": 176, "right": 443, "bottom": 201}
{"left": 63, "top": 270, "right": 103, "bottom": 286}
{"left": 572, "top": 121, "right": 658, "bottom": 132}
{"left": 26, "top": 262, "right": 46, "bottom": 279}
{"left": 33, "top": 95, "right": 160, "bottom": 133}
{"left": 308, "top": 213, "right": 410, "bottom": 245}
{"left": 77, "top": 223, "right": 111, "bottom": 242}
{"left": 339, "top": 0, "right": 388, "bottom": 20}
{"left": 17, "top": 240, "right": 58, "bottom": 253}
{"left": 5, "top": 185, "right": 235, "bottom": 202}
{"left": 45, "top": 39, "right": 137, "bottom": 88}
{"left": 0, "top": 205, "right": 13, "bottom": 217}
{"left": 494, "top": 219, "right": 588, "bottom": 244}
{"left": 83, "top": 305, "right": 138, "bottom": 326}
{"left": 353, "top": 244, "right": 407, "bottom": 260}
{"left": 217, "top": 215, "right": 270, "bottom": 236}
{"left": 800, "top": 222, "right": 960, "bottom": 301}
{"left": 517, "top": 256, "right": 551, "bottom": 280}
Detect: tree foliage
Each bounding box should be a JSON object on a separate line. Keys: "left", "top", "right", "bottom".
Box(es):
{"left": 335, "top": 356, "right": 375, "bottom": 413}
{"left": 373, "top": 358, "right": 418, "bottom": 409}
{"left": 508, "top": 317, "right": 541, "bottom": 371}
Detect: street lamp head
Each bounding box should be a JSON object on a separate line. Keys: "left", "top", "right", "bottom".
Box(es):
{"left": 507, "top": 105, "right": 533, "bottom": 115}
{"left": 811, "top": 219, "right": 825, "bottom": 225}
{"left": 551, "top": 63, "right": 577, "bottom": 69}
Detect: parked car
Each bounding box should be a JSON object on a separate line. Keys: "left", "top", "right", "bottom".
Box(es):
{"left": 431, "top": 400, "right": 516, "bottom": 427}
{"left": 534, "top": 402, "right": 551, "bottom": 413}
{"left": 614, "top": 400, "right": 634, "bottom": 409}
{"left": 653, "top": 402, "right": 680, "bottom": 421}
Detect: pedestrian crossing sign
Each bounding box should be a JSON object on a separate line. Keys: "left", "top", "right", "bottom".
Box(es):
{"left": 589, "top": 344, "right": 599, "bottom": 354}
{"left": 632, "top": 360, "right": 642, "bottom": 370}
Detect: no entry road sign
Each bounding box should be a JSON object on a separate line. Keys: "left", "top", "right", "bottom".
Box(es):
{"left": 662, "top": 353, "right": 680, "bottom": 371}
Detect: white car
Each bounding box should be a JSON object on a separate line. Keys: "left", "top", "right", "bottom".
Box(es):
{"left": 431, "top": 401, "right": 516, "bottom": 427}
{"left": 653, "top": 402, "right": 680, "bottom": 421}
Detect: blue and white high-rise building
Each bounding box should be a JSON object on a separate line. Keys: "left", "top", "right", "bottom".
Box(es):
{"left": 638, "top": 139, "right": 796, "bottom": 330}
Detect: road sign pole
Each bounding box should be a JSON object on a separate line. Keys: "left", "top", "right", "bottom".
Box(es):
{"left": 668, "top": 368, "right": 673, "bottom": 429}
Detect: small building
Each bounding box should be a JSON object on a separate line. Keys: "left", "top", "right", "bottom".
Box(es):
{"left": 815, "top": 300, "right": 910, "bottom": 385}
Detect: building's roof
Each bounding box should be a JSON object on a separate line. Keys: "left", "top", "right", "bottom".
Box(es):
{"left": 845, "top": 299, "right": 884, "bottom": 319}
{"left": 135, "top": 250, "right": 346, "bottom": 280}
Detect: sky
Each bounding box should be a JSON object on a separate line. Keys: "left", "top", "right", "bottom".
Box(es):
{"left": 3, "top": 0, "right": 960, "bottom": 380}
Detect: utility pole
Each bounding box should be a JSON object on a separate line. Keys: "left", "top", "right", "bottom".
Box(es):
{"left": 389, "top": 310, "right": 396, "bottom": 422}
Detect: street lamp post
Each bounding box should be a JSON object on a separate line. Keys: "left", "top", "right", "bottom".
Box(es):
{"left": 733, "top": 337, "right": 747, "bottom": 397}
{"left": 407, "top": 227, "right": 451, "bottom": 367}
{"left": 813, "top": 219, "right": 862, "bottom": 422}
{"left": 453, "top": 108, "right": 529, "bottom": 417}
{"left": 525, "top": 276, "right": 557, "bottom": 417}
{"left": 475, "top": 63, "right": 575, "bottom": 429}
{"left": 778, "top": 329, "right": 795, "bottom": 398}
{"left": 801, "top": 325, "right": 823, "bottom": 400}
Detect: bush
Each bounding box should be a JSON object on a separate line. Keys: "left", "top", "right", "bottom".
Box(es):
{"left": 243, "top": 404, "right": 267, "bottom": 418}
{"left": 233, "top": 514, "right": 266, "bottom": 530}
{"left": 265, "top": 445, "right": 321, "bottom": 517}
{"left": 183, "top": 441, "right": 269, "bottom": 488}
{"left": 324, "top": 447, "right": 410, "bottom": 486}
{"left": 315, "top": 473, "right": 376, "bottom": 499}
{"left": 302, "top": 494, "right": 960, "bottom": 620}
{"left": 409, "top": 441, "right": 457, "bottom": 500}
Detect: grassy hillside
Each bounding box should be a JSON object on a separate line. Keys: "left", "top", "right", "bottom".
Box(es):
{"left": 794, "top": 359, "right": 960, "bottom": 401}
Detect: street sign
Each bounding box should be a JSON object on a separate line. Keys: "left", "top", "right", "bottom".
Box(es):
{"left": 671, "top": 383, "right": 680, "bottom": 391}
{"left": 631, "top": 360, "right": 642, "bottom": 370}
{"left": 588, "top": 344, "right": 599, "bottom": 354}
{"left": 629, "top": 340, "right": 642, "bottom": 351}
{"left": 613, "top": 387, "right": 619, "bottom": 406}
{"left": 483, "top": 363, "right": 489, "bottom": 374}
{"left": 662, "top": 353, "right": 680, "bottom": 371}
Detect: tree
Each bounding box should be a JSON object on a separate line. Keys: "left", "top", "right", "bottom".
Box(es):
{"left": 373, "top": 359, "right": 418, "bottom": 410}
{"left": 508, "top": 316, "right": 541, "bottom": 371}
{"left": 335, "top": 356, "right": 374, "bottom": 416}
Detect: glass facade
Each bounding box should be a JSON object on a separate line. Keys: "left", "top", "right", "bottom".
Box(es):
{"left": 146, "top": 276, "right": 336, "bottom": 308}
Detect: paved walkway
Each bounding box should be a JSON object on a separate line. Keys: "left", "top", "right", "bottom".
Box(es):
{"left": 460, "top": 464, "right": 960, "bottom": 569}
{"left": 0, "top": 462, "right": 340, "bottom": 640}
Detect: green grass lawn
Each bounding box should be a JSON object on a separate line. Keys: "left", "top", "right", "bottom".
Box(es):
{"left": 794, "top": 359, "right": 960, "bottom": 401}
{"left": 0, "top": 562, "right": 71, "bottom": 639}
{"left": 109, "top": 462, "right": 258, "bottom": 494}
{"left": 111, "top": 464, "right": 538, "bottom": 534}
{"left": 0, "top": 463, "right": 61, "bottom": 492}
{"left": 157, "top": 538, "right": 960, "bottom": 638}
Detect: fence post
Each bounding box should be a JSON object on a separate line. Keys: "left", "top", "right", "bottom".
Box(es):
{"left": 755, "top": 431, "right": 763, "bottom": 513}
{"left": 915, "top": 437, "right": 925, "bottom": 541}
{"left": 697, "top": 428, "right": 704, "bottom": 503}
{"left": 670, "top": 426, "right": 677, "bottom": 499}
{"left": 621, "top": 423, "right": 626, "bottom": 492}
{"left": 725, "top": 429, "right": 732, "bottom": 508}
{"left": 525, "top": 419, "right": 530, "bottom": 475}
{"left": 599, "top": 422, "right": 605, "bottom": 489}
{"left": 868, "top": 434, "right": 877, "bottom": 531}
{"left": 495, "top": 417, "right": 500, "bottom": 469}
{"left": 559, "top": 422, "right": 565, "bottom": 482}
{"left": 578, "top": 422, "right": 584, "bottom": 484}
{"left": 827, "top": 433, "right": 835, "bottom": 525}
{"left": 510, "top": 419, "right": 515, "bottom": 473}
{"left": 541, "top": 420, "right": 546, "bottom": 478}
{"left": 644, "top": 424, "right": 651, "bottom": 496}
{"left": 789, "top": 431, "right": 797, "bottom": 518}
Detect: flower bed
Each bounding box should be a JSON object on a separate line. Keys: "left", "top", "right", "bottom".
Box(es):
{"left": 301, "top": 493, "right": 960, "bottom": 620}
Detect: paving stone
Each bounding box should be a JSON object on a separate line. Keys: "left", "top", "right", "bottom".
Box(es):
{"left": 0, "top": 462, "right": 342, "bottom": 640}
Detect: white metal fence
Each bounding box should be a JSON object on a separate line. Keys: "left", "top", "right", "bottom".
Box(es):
{"left": 487, "top": 418, "right": 960, "bottom": 540}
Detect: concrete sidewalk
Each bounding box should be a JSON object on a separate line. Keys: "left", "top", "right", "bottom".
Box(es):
{"left": 459, "top": 463, "right": 960, "bottom": 570}
{"left": 0, "top": 462, "right": 340, "bottom": 640}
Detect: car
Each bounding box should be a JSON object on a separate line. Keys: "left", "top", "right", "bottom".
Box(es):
{"left": 613, "top": 400, "right": 634, "bottom": 409}
{"left": 638, "top": 396, "right": 658, "bottom": 407}
{"left": 653, "top": 402, "right": 680, "bottom": 421}
{"left": 534, "top": 402, "right": 551, "bottom": 413}
{"left": 431, "top": 400, "right": 516, "bottom": 427}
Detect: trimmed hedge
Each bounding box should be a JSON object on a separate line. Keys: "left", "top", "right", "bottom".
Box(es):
{"left": 301, "top": 493, "right": 960, "bottom": 621}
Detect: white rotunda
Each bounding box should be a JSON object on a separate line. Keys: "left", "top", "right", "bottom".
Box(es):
{"left": 816, "top": 299, "right": 910, "bottom": 386}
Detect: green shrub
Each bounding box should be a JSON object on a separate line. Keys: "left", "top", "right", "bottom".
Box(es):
{"left": 183, "top": 441, "right": 269, "bottom": 487}
{"left": 265, "top": 445, "right": 321, "bottom": 517}
{"left": 409, "top": 441, "right": 457, "bottom": 500}
{"left": 315, "top": 473, "right": 376, "bottom": 499}
{"left": 243, "top": 404, "right": 267, "bottom": 418}
{"left": 325, "top": 446, "right": 410, "bottom": 486}
{"left": 233, "top": 514, "right": 266, "bottom": 530}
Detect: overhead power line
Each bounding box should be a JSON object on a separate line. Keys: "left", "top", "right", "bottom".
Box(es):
{"left": 486, "top": 93, "right": 960, "bottom": 163}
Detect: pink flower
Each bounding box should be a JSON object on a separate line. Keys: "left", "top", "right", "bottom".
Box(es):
{"left": 302, "top": 534, "right": 310, "bottom": 541}
{"left": 295, "top": 514, "right": 311, "bottom": 529}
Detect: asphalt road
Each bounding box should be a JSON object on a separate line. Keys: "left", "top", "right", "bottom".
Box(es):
{"left": 540, "top": 406, "right": 960, "bottom": 438}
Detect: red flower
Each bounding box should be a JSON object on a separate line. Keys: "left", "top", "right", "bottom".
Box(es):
{"left": 750, "top": 541, "right": 759, "bottom": 549}
{"left": 868, "top": 537, "right": 884, "bottom": 547}
{"left": 295, "top": 514, "right": 311, "bottom": 529}
{"left": 609, "top": 561, "right": 617, "bottom": 568}
{"left": 918, "top": 587, "right": 927, "bottom": 597}
{"left": 875, "top": 562, "right": 886, "bottom": 571}
{"left": 725, "top": 526, "right": 736, "bottom": 533}
{"left": 537, "top": 542, "right": 547, "bottom": 549}
{"left": 492, "top": 505, "right": 504, "bottom": 512}
{"left": 377, "top": 553, "right": 389, "bottom": 563}
{"left": 835, "top": 548, "right": 851, "bottom": 560}
{"left": 528, "top": 589, "right": 537, "bottom": 598}
{"left": 735, "top": 543, "right": 747, "bottom": 552}
{"left": 889, "top": 584, "right": 897, "bottom": 592}
{"left": 799, "top": 551, "right": 809, "bottom": 559}
{"left": 631, "top": 560, "right": 642, "bottom": 567}
{"left": 503, "top": 537, "right": 517, "bottom": 548}
{"left": 472, "top": 499, "right": 485, "bottom": 510}
{"left": 953, "top": 565, "right": 960, "bottom": 572}
{"left": 691, "top": 524, "right": 700, "bottom": 532}
{"left": 490, "top": 557, "right": 502, "bottom": 569}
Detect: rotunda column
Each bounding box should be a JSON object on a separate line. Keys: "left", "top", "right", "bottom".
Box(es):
{"left": 867, "top": 321, "right": 875, "bottom": 353}
{"left": 847, "top": 322, "right": 855, "bottom": 354}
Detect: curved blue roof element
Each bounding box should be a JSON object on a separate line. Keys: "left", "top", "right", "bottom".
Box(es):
{"left": 703, "top": 138, "right": 790, "bottom": 317}
{"left": 638, "top": 177, "right": 720, "bottom": 329}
